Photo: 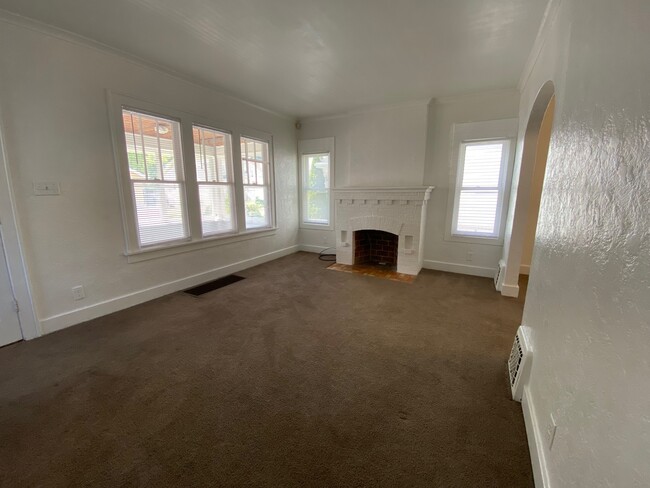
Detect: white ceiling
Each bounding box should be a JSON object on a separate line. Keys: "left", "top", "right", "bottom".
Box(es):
{"left": 0, "top": 0, "right": 548, "bottom": 118}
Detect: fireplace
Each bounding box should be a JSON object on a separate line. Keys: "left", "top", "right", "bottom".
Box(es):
{"left": 333, "top": 187, "right": 434, "bottom": 276}
{"left": 354, "top": 230, "right": 398, "bottom": 267}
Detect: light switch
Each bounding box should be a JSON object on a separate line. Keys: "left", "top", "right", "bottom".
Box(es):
{"left": 33, "top": 182, "right": 60, "bottom": 196}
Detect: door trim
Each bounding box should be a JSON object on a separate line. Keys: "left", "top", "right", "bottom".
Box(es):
{"left": 0, "top": 100, "right": 39, "bottom": 340}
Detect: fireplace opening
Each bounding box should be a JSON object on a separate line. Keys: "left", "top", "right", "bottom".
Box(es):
{"left": 354, "top": 230, "right": 398, "bottom": 268}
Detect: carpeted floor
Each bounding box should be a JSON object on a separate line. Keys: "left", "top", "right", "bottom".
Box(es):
{"left": 0, "top": 252, "right": 533, "bottom": 487}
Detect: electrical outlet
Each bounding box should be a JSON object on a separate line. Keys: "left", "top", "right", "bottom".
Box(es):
{"left": 546, "top": 413, "right": 557, "bottom": 450}
{"left": 466, "top": 251, "right": 473, "bottom": 262}
{"left": 71, "top": 285, "right": 85, "bottom": 301}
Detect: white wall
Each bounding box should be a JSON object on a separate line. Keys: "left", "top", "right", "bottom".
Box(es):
{"left": 516, "top": 0, "right": 650, "bottom": 486}
{"left": 422, "top": 90, "right": 520, "bottom": 276}
{"left": 297, "top": 92, "right": 521, "bottom": 275}
{"left": 298, "top": 101, "right": 428, "bottom": 251}
{"left": 0, "top": 19, "right": 299, "bottom": 334}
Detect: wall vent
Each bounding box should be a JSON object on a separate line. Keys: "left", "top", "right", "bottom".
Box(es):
{"left": 508, "top": 325, "right": 532, "bottom": 402}
{"left": 494, "top": 259, "right": 505, "bottom": 290}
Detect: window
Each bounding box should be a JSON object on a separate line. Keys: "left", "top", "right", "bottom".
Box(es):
{"left": 193, "top": 126, "right": 236, "bottom": 236}
{"left": 445, "top": 119, "right": 518, "bottom": 245}
{"left": 301, "top": 153, "right": 331, "bottom": 225}
{"left": 452, "top": 140, "right": 510, "bottom": 239}
{"left": 111, "top": 94, "right": 276, "bottom": 257}
{"left": 241, "top": 137, "right": 271, "bottom": 229}
{"left": 298, "top": 137, "right": 335, "bottom": 229}
{"left": 122, "top": 110, "right": 188, "bottom": 246}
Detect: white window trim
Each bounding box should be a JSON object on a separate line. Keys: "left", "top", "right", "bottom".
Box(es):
{"left": 239, "top": 130, "right": 276, "bottom": 231}
{"left": 107, "top": 92, "right": 277, "bottom": 259}
{"left": 444, "top": 119, "right": 518, "bottom": 246}
{"left": 298, "top": 137, "right": 335, "bottom": 231}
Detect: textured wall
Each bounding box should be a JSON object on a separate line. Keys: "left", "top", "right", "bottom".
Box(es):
{"left": 520, "top": 0, "right": 650, "bottom": 485}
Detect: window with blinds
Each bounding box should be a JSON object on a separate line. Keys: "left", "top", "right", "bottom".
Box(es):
{"left": 241, "top": 137, "right": 271, "bottom": 229}
{"left": 114, "top": 97, "right": 276, "bottom": 255}
{"left": 122, "top": 109, "right": 188, "bottom": 246}
{"left": 193, "top": 126, "right": 236, "bottom": 236}
{"left": 452, "top": 140, "right": 510, "bottom": 238}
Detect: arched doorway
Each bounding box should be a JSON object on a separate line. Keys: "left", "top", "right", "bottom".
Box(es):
{"left": 497, "top": 81, "right": 556, "bottom": 297}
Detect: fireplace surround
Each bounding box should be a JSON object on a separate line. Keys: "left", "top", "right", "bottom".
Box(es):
{"left": 333, "top": 187, "right": 434, "bottom": 275}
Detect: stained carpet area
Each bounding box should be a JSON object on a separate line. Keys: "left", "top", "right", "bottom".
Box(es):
{"left": 0, "top": 252, "right": 532, "bottom": 487}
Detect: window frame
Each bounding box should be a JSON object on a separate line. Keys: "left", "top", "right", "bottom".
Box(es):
{"left": 445, "top": 119, "right": 518, "bottom": 246}
{"left": 108, "top": 93, "right": 277, "bottom": 261}
{"left": 451, "top": 139, "right": 511, "bottom": 239}
{"left": 192, "top": 123, "right": 238, "bottom": 238}
{"left": 121, "top": 108, "right": 191, "bottom": 248}
{"left": 298, "top": 137, "right": 335, "bottom": 231}
{"left": 240, "top": 133, "right": 275, "bottom": 231}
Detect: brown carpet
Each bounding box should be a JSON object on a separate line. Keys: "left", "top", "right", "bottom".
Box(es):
{"left": 0, "top": 252, "right": 532, "bottom": 487}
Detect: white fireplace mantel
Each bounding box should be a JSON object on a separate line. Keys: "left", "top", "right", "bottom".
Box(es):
{"left": 333, "top": 186, "right": 434, "bottom": 275}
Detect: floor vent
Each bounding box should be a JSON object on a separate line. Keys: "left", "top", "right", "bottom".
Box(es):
{"left": 184, "top": 275, "right": 245, "bottom": 296}
{"left": 508, "top": 325, "right": 532, "bottom": 402}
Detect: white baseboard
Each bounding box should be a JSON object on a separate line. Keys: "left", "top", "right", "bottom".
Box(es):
{"left": 501, "top": 282, "right": 520, "bottom": 297}
{"left": 299, "top": 244, "right": 332, "bottom": 254}
{"left": 422, "top": 259, "right": 496, "bottom": 278}
{"left": 40, "top": 245, "right": 300, "bottom": 335}
{"left": 522, "top": 386, "right": 551, "bottom": 488}
{"left": 520, "top": 264, "right": 531, "bottom": 275}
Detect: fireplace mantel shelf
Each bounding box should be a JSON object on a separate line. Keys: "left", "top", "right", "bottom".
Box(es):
{"left": 333, "top": 186, "right": 434, "bottom": 193}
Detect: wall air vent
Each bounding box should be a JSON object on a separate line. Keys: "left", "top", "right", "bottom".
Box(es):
{"left": 508, "top": 325, "right": 532, "bottom": 402}
{"left": 494, "top": 259, "right": 505, "bottom": 290}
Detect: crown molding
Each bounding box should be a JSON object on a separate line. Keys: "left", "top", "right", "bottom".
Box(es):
{"left": 517, "top": 0, "right": 563, "bottom": 92}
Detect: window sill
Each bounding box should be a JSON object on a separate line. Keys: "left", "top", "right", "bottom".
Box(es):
{"left": 444, "top": 233, "right": 504, "bottom": 247}
{"left": 125, "top": 227, "right": 278, "bottom": 263}
{"left": 299, "top": 222, "right": 333, "bottom": 231}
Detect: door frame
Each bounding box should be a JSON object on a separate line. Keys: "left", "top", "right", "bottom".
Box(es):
{"left": 497, "top": 80, "right": 556, "bottom": 297}
{"left": 0, "top": 100, "right": 39, "bottom": 340}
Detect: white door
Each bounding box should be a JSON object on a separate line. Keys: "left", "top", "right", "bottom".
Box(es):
{"left": 0, "top": 229, "right": 22, "bottom": 346}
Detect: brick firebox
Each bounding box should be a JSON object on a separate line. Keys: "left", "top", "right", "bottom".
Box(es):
{"left": 354, "top": 230, "right": 398, "bottom": 267}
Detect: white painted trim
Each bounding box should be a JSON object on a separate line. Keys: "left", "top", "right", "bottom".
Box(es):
{"left": 298, "top": 138, "right": 335, "bottom": 230}
{"left": 445, "top": 119, "right": 519, "bottom": 247}
{"left": 517, "top": 0, "right": 563, "bottom": 92}
{"left": 520, "top": 264, "right": 531, "bottom": 275}
{"left": 0, "top": 9, "right": 291, "bottom": 120}
{"left": 422, "top": 260, "right": 496, "bottom": 278}
{"left": 522, "top": 386, "right": 551, "bottom": 488}
{"left": 0, "top": 98, "right": 40, "bottom": 339}
{"left": 299, "top": 244, "right": 331, "bottom": 254}
{"left": 501, "top": 282, "right": 520, "bottom": 298}
{"left": 40, "top": 245, "right": 299, "bottom": 335}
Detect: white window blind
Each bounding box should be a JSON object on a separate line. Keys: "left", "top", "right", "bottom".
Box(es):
{"left": 122, "top": 109, "right": 188, "bottom": 246}
{"left": 241, "top": 137, "right": 271, "bottom": 229}
{"left": 301, "top": 153, "right": 331, "bottom": 225}
{"left": 452, "top": 140, "right": 509, "bottom": 238}
{"left": 193, "top": 126, "right": 236, "bottom": 236}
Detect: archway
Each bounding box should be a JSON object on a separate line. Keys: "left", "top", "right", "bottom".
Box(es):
{"left": 497, "top": 81, "right": 556, "bottom": 297}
